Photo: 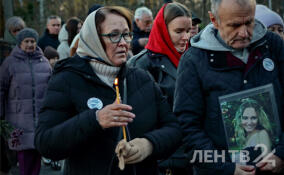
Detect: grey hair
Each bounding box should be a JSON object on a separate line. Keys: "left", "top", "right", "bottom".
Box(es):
{"left": 5, "top": 16, "right": 26, "bottom": 32}
{"left": 211, "top": 0, "right": 256, "bottom": 20}
{"left": 46, "top": 15, "right": 61, "bottom": 25}
{"left": 134, "top": 7, "right": 152, "bottom": 20}
{"left": 210, "top": 0, "right": 222, "bottom": 18}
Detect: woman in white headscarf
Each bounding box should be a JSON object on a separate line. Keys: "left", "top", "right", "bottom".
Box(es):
{"left": 35, "top": 6, "right": 181, "bottom": 175}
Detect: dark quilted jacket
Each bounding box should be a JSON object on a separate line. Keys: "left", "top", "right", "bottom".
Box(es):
{"left": 0, "top": 46, "right": 51, "bottom": 150}
{"left": 35, "top": 56, "right": 182, "bottom": 175}
{"left": 38, "top": 29, "right": 60, "bottom": 51}
{"left": 128, "top": 50, "right": 192, "bottom": 173}
{"left": 128, "top": 50, "right": 176, "bottom": 107}
{"left": 174, "top": 31, "right": 284, "bottom": 175}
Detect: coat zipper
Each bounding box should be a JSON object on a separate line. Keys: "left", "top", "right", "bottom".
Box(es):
{"left": 28, "top": 56, "right": 36, "bottom": 127}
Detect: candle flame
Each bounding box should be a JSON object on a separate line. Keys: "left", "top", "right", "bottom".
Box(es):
{"left": 114, "top": 78, "right": 119, "bottom": 86}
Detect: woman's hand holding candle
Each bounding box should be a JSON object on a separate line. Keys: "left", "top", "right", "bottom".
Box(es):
{"left": 96, "top": 103, "right": 135, "bottom": 129}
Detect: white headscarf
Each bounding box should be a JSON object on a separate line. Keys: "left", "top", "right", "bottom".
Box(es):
{"left": 76, "top": 9, "right": 120, "bottom": 87}
{"left": 77, "top": 10, "right": 113, "bottom": 65}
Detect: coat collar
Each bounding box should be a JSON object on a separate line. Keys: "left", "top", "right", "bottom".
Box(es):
{"left": 11, "top": 46, "right": 44, "bottom": 60}
{"left": 44, "top": 29, "right": 58, "bottom": 39}
{"left": 207, "top": 33, "right": 270, "bottom": 70}
{"left": 53, "top": 55, "right": 129, "bottom": 87}
{"left": 148, "top": 51, "right": 177, "bottom": 79}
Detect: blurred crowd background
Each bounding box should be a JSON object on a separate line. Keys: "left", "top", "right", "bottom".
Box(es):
{"left": 0, "top": 0, "right": 284, "bottom": 38}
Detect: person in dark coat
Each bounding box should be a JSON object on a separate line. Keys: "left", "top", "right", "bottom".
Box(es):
{"left": 131, "top": 6, "right": 153, "bottom": 55}
{"left": 1, "top": 16, "right": 25, "bottom": 67}
{"left": 174, "top": 0, "right": 284, "bottom": 175}
{"left": 190, "top": 12, "right": 202, "bottom": 39}
{"left": 129, "top": 2, "right": 191, "bottom": 107}
{"left": 0, "top": 40, "right": 12, "bottom": 65}
{"left": 4, "top": 16, "right": 26, "bottom": 48}
{"left": 128, "top": 2, "right": 192, "bottom": 175}
{"left": 0, "top": 28, "right": 52, "bottom": 175}
{"left": 35, "top": 6, "right": 182, "bottom": 175}
{"left": 0, "top": 39, "right": 14, "bottom": 175}
{"left": 38, "top": 15, "right": 61, "bottom": 51}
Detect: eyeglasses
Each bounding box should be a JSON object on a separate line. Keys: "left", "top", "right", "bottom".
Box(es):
{"left": 100, "top": 32, "right": 133, "bottom": 43}
{"left": 12, "top": 28, "right": 23, "bottom": 33}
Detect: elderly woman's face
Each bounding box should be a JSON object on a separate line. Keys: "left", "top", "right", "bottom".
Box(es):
{"left": 100, "top": 13, "right": 130, "bottom": 66}
{"left": 20, "top": 37, "right": 36, "bottom": 53}
{"left": 241, "top": 107, "right": 258, "bottom": 134}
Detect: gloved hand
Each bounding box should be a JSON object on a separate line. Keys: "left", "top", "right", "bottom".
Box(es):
{"left": 115, "top": 139, "right": 130, "bottom": 170}
{"left": 125, "top": 138, "right": 153, "bottom": 164}
{"left": 115, "top": 138, "right": 153, "bottom": 170}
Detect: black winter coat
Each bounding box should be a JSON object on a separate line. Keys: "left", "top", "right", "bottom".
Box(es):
{"left": 35, "top": 55, "right": 182, "bottom": 175}
{"left": 128, "top": 50, "right": 176, "bottom": 107}
{"left": 38, "top": 29, "right": 60, "bottom": 51}
{"left": 128, "top": 50, "right": 191, "bottom": 174}
{"left": 131, "top": 22, "right": 150, "bottom": 55}
{"left": 174, "top": 31, "right": 284, "bottom": 175}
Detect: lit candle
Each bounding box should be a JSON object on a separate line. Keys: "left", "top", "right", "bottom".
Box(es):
{"left": 114, "top": 78, "right": 127, "bottom": 141}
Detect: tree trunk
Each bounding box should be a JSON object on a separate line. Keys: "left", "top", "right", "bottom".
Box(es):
{"left": 268, "top": 0, "right": 272, "bottom": 9}
{"left": 1, "top": 0, "right": 13, "bottom": 39}
{"left": 283, "top": 0, "right": 284, "bottom": 19}
{"left": 0, "top": 0, "right": 4, "bottom": 38}
{"left": 39, "top": 0, "right": 44, "bottom": 29}
{"left": 202, "top": 0, "right": 207, "bottom": 24}
{"left": 2, "top": 0, "right": 13, "bottom": 20}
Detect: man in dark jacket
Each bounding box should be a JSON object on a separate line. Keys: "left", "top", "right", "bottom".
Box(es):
{"left": 38, "top": 15, "right": 61, "bottom": 51}
{"left": 174, "top": 0, "right": 284, "bottom": 175}
{"left": 131, "top": 7, "right": 153, "bottom": 55}
{"left": 190, "top": 12, "right": 202, "bottom": 39}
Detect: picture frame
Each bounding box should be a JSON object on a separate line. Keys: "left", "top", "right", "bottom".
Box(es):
{"left": 219, "top": 84, "right": 281, "bottom": 164}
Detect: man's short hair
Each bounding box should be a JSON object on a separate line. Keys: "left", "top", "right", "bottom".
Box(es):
{"left": 134, "top": 7, "right": 152, "bottom": 20}
{"left": 46, "top": 15, "right": 61, "bottom": 25}
{"left": 211, "top": 0, "right": 256, "bottom": 20}
{"left": 210, "top": 0, "right": 222, "bottom": 18}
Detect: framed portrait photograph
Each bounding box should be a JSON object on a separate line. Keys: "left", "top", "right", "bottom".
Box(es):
{"left": 218, "top": 84, "right": 281, "bottom": 165}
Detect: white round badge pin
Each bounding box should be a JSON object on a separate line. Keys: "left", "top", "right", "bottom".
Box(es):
{"left": 87, "top": 97, "right": 103, "bottom": 109}
{"left": 263, "top": 58, "right": 274, "bottom": 72}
